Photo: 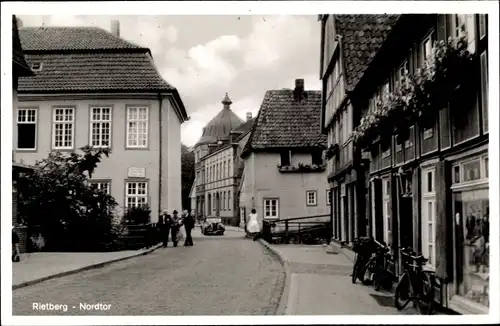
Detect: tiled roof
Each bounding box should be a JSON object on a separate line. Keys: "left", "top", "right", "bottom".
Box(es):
{"left": 19, "top": 27, "right": 145, "bottom": 52}
{"left": 18, "top": 52, "right": 175, "bottom": 92}
{"left": 243, "top": 90, "right": 326, "bottom": 155}
{"left": 336, "top": 15, "right": 400, "bottom": 92}
{"left": 234, "top": 118, "right": 255, "bottom": 134}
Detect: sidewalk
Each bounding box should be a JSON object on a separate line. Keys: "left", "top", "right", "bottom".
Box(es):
{"left": 224, "top": 225, "right": 245, "bottom": 232}
{"left": 261, "top": 242, "right": 427, "bottom": 315}
{"left": 12, "top": 244, "right": 162, "bottom": 289}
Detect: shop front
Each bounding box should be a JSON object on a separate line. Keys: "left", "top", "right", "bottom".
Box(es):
{"left": 447, "top": 150, "right": 489, "bottom": 314}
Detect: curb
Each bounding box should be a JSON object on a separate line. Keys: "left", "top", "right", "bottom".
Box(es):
{"left": 12, "top": 243, "right": 163, "bottom": 290}
{"left": 258, "top": 239, "right": 291, "bottom": 316}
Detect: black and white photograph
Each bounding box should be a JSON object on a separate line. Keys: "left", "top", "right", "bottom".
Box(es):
{"left": 2, "top": 1, "right": 499, "bottom": 325}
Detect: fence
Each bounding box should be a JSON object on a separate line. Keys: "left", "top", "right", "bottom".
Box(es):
{"left": 264, "top": 214, "right": 331, "bottom": 245}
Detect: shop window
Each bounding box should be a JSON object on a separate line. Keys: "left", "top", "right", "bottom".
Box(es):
{"left": 452, "top": 155, "right": 489, "bottom": 307}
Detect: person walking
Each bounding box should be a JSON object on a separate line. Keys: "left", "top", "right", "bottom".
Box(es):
{"left": 171, "top": 210, "right": 180, "bottom": 247}
{"left": 158, "top": 211, "right": 171, "bottom": 248}
{"left": 183, "top": 210, "right": 195, "bottom": 246}
{"left": 12, "top": 228, "right": 21, "bottom": 262}
{"left": 246, "top": 209, "right": 261, "bottom": 241}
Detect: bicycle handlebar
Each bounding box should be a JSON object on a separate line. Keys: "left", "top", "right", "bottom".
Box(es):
{"left": 400, "top": 248, "right": 427, "bottom": 262}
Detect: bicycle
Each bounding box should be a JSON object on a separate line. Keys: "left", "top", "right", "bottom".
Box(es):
{"left": 394, "top": 247, "right": 435, "bottom": 315}
{"left": 359, "top": 240, "right": 393, "bottom": 291}
{"left": 351, "top": 237, "right": 377, "bottom": 284}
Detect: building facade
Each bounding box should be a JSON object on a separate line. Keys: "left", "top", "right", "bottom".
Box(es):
{"left": 13, "top": 21, "right": 189, "bottom": 223}
{"left": 321, "top": 14, "right": 489, "bottom": 314}
{"left": 240, "top": 79, "right": 330, "bottom": 227}
{"left": 191, "top": 94, "right": 254, "bottom": 226}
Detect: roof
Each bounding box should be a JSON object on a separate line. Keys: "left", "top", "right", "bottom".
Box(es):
{"left": 16, "top": 26, "right": 188, "bottom": 121}
{"left": 18, "top": 52, "right": 175, "bottom": 93}
{"left": 234, "top": 118, "right": 256, "bottom": 136}
{"left": 12, "top": 16, "right": 33, "bottom": 77}
{"left": 335, "top": 15, "right": 400, "bottom": 92}
{"left": 242, "top": 89, "right": 326, "bottom": 156}
{"left": 19, "top": 27, "right": 145, "bottom": 52}
{"left": 196, "top": 94, "right": 244, "bottom": 146}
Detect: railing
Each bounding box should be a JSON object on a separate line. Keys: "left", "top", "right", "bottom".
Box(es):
{"left": 265, "top": 214, "right": 331, "bottom": 245}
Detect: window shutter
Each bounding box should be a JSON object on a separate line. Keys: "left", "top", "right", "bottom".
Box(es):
{"left": 435, "top": 160, "right": 451, "bottom": 281}
{"left": 373, "top": 178, "right": 384, "bottom": 242}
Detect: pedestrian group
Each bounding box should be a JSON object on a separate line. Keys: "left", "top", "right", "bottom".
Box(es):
{"left": 157, "top": 209, "right": 195, "bottom": 248}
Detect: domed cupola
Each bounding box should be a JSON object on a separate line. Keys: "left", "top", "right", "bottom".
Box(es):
{"left": 196, "top": 93, "right": 244, "bottom": 146}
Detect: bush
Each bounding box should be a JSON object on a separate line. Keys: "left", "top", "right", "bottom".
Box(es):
{"left": 123, "top": 205, "right": 151, "bottom": 225}
{"left": 17, "top": 146, "right": 121, "bottom": 252}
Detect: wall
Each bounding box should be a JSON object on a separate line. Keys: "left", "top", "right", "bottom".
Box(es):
{"left": 254, "top": 152, "right": 330, "bottom": 222}
{"left": 13, "top": 96, "right": 183, "bottom": 223}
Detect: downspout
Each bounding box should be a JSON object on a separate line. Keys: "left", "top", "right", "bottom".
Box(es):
{"left": 158, "top": 93, "right": 163, "bottom": 220}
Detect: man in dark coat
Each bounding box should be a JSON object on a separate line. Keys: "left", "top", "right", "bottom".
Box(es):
{"left": 12, "top": 228, "right": 21, "bottom": 262}
{"left": 158, "top": 211, "right": 171, "bottom": 248}
{"left": 183, "top": 210, "right": 195, "bottom": 246}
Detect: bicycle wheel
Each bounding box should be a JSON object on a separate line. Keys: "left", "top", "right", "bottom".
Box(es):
{"left": 351, "top": 255, "right": 361, "bottom": 284}
{"left": 394, "top": 273, "right": 411, "bottom": 310}
{"left": 360, "top": 257, "right": 375, "bottom": 285}
{"left": 416, "top": 271, "right": 435, "bottom": 315}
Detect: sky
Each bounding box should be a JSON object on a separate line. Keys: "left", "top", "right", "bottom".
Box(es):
{"left": 18, "top": 15, "right": 322, "bottom": 147}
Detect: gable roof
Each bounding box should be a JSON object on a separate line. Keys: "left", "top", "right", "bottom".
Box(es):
{"left": 234, "top": 117, "right": 256, "bottom": 140}
{"left": 242, "top": 89, "right": 326, "bottom": 157}
{"left": 335, "top": 15, "right": 400, "bottom": 92}
{"left": 19, "top": 27, "right": 146, "bottom": 52}
{"left": 16, "top": 26, "right": 188, "bottom": 121}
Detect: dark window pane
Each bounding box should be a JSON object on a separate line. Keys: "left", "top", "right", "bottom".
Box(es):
{"left": 480, "top": 51, "right": 488, "bottom": 133}
{"left": 17, "top": 124, "right": 36, "bottom": 149}
{"left": 440, "top": 106, "right": 451, "bottom": 149}
{"left": 427, "top": 171, "right": 433, "bottom": 193}
{"left": 312, "top": 151, "right": 323, "bottom": 165}
{"left": 280, "top": 151, "right": 290, "bottom": 166}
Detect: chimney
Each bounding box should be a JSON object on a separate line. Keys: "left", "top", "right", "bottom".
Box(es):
{"left": 111, "top": 20, "right": 120, "bottom": 37}
{"left": 246, "top": 112, "right": 252, "bottom": 121}
{"left": 16, "top": 17, "right": 23, "bottom": 28}
{"left": 294, "top": 78, "right": 305, "bottom": 101}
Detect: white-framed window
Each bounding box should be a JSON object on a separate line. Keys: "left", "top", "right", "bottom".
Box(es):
{"left": 306, "top": 190, "right": 318, "bottom": 206}
{"left": 52, "top": 107, "right": 74, "bottom": 149}
{"left": 327, "top": 189, "right": 331, "bottom": 206}
{"left": 125, "top": 181, "right": 148, "bottom": 208}
{"left": 126, "top": 106, "right": 148, "bottom": 148}
{"left": 421, "top": 167, "right": 436, "bottom": 268}
{"left": 382, "top": 177, "right": 391, "bottom": 246}
{"left": 90, "top": 106, "right": 112, "bottom": 148}
{"left": 452, "top": 156, "right": 488, "bottom": 185}
{"left": 264, "top": 198, "right": 279, "bottom": 219}
{"left": 16, "top": 108, "right": 37, "bottom": 150}
{"left": 91, "top": 181, "right": 110, "bottom": 195}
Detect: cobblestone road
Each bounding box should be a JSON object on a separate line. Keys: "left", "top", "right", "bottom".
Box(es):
{"left": 13, "top": 230, "right": 285, "bottom": 315}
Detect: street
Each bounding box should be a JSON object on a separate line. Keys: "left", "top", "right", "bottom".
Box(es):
{"left": 12, "top": 230, "right": 285, "bottom": 315}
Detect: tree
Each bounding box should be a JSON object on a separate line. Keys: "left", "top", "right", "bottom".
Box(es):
{"left": 17, "top": 146, "right": 121, "bottom": 252}
{"left": 181, "top": 144, "right": 195, "bottom": 211}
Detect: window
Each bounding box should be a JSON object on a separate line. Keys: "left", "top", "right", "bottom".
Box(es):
{"left": 90, "top": 106, "right": 112, "bottom": 148}
{"left": 382, "top": 147, "right": 391, "bottom": 159}
{"left": 91, "top": 181, "right": 110, "bottom": 195}
{"left": 327, "top": 189, "right": 331, "bottom": 206}
{"left": 30, "top": 62, "right": 42, "bottom": 71}
{"left": 423, "top": 127, "right": 434, "bottom": 140}
{"left": 280, "top": 151, "right": 291, "bottom": 166}
{"left": 306, "top": 190, "right": 317, "bottom": 206}
{"left": 52, "top": 107, "right": 74, "bottom": 149}
{"left": 398, "top": 60, "right": 410, "bottom": 87}
{"left": 126, "top": 106, "right": 148, "bottom": 148}
{"left": 382, "top": 177, "right": 392, "bottom": 246}
{"left": 213, "top": 195, "right": 216, "bottom": 211}
{"left": 264, "top": 199, "right": 279, "bottom": 219}
{"left": 480, "top": 51, "right": 488, "bottom": 132}
{"left": 479, "top": 15, "right": 487, "bottom": 39}
{"left": 222, "top": 192, "right": 226, "bottom": 210}
{"left": 423, "top": 35, "right": 433, "bottom": 61}
{"left": 451, "top": 156, "right": 489, "bottom": 306}
{"left": 462, "top": 159, "right": 481, "bottom": 182}
{"left": 16, "top": 108, "right": 37, "bottom": 150}
{"left": 228, "top": 191, "right": 232, "bottom": 211}
{"left": 405, "top": 126, "right": 414, "bottom": 149}
{"left": 312, "top": 151, "right": 323, "bottom": 165}
{"left": 427, "top": 170, "right": 434, "bottom": 193}
{"left": 126, "top": 181, "right": 148, "bottom": 208}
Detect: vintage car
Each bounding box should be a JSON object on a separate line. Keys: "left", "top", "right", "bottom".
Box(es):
{"left": 201, "top": 217, "right": 225, "bottom": 235}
